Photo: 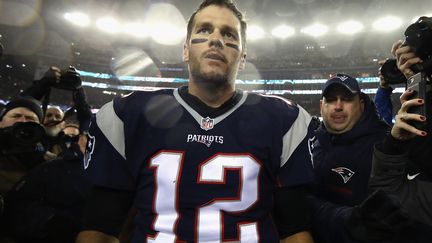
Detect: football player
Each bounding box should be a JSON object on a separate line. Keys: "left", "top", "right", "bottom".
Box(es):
{"left": 76, "top": 1, "right": 316, "bottom": 242}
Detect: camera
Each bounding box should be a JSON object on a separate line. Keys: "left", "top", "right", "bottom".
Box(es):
{"left": 407, "top": 72, "right": 432, "bottom": 132}
{"left": 380, "top": 16, "right": 432, "bottom": 84}
{"left": 52, "top": 66, "right": 82, "bottom": 91}
{"left": 0, "top": 122, "right": 45, "bottom": 155}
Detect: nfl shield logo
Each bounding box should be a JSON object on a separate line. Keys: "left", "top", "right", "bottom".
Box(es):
{"left": 200, "top": 117, "right": 214, "bottom": 131}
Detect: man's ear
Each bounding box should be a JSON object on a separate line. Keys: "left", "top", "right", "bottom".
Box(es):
{"left": 239, "top": 52, "right": 246, "bottom": 70}
{"left": 183, "top": 42, "right": 189, "bottom": 62}
{"left": 319, "top": 99, "right": 323, "bottom": 110}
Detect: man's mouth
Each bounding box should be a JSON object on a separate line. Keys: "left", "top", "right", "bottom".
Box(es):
{"left": 204, "top": 52, "right": 225, "bottom": 62}
{"left": 331, "top": 115, "right": 346, "bottom": 123}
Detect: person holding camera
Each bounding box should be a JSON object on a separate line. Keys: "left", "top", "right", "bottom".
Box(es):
{"left": 0, "top": 97, "right": 46, "bottom": 216}
{"left": 2, "top": 122, "right": 91, "bottom": 243}
{"left": 367, "top": 38, "right": 432, "bottom": 241}
{"left": 21, "top": 66, "right": 92, "bottom": 159}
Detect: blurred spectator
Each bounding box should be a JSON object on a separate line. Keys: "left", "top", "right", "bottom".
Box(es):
{"left": 365, "top": 39, "right": 432, "bottom": 242}
{"left": 309, "top": 74, "right": 389, "bottom": 243}
{"left": 21, "top": 66, "right": 92, "bottom": 159}
{"left": 2, "top": 126, "right": 91, "bottom": 243}
{"left": 375, "top": 60, "right": 395, "bottom": 125}
{"left": 0, "top": 96, "right": 46, "bottom": 233}
{"left": 0, "top": 97, "right": 45, "bottom": 198}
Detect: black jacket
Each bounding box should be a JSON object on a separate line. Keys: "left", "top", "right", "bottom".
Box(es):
{"left": 310, "top": 94, "right": 389, "bottom": 243}
{"left": 2, "top": 150, "right": 91, "bottom": 243}
{"left": 364, "top": 135, "right": 432, "bottom": 243}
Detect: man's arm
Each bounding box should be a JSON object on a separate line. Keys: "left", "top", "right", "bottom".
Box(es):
{"left": 281, "top": 231, "right": 314, "bottom": 243}
{"left": 274, "top": 186, "right": 314, "bottom": 243}
{"left": 75, "top": 230, "right": 119, "bottom": 243}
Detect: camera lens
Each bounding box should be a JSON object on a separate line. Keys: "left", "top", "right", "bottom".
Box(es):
{"left": 12, "top": 122, "right": 45, "bottom": 146}
{"left": 380, "top": 59, "right": 408, "bottom": 85}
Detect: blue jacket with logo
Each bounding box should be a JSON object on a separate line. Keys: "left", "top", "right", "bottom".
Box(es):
{"left": 310, "top": 94, "right": 389, "bottom": 243}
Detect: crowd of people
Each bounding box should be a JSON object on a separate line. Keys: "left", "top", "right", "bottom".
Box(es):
{"left": 0, "top": 0, "right": 431, "bottom": 243}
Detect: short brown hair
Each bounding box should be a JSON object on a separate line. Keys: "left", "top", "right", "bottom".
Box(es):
{"left": 186, "top": 0, "right": 247, "bottom": 49}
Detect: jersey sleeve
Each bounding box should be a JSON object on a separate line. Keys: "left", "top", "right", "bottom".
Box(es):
{"left": 84, "top": 99, "right": 135, "bottom": 191}
{"left": 277, "top": 105, "right": 315, "bottom": 187}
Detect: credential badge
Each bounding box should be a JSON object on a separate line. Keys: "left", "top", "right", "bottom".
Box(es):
{"left": 200, "top": 117, "right": 214, "bottom": 131}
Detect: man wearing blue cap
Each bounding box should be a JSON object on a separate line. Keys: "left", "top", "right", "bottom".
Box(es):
{"left": 309, "top": 74, "right": 390, "bottom": 242}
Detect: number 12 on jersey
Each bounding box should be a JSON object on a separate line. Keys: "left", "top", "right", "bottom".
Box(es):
{"left": 148, "top": 151, "right": 261, "bottom": 243}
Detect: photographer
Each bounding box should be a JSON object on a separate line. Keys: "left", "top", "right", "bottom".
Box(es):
{"left": 0, "top": 97, "right": 45, "bottom": 205}
{"left": 366, "top": 31, "right": 432, "bottom": 241}
{"left": 2, "top": 123, "right": 91, "bottom": 243}
{"left": 21, "top": 66, "right": 92, "bottom": 158}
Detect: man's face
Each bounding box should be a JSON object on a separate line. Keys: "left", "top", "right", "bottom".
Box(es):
{"left": 0, "top": 107, "right": 39, "bottom": 128}
{"left": 183, "top": 5, "right": 246, "bottom": 85}
{"left": 320, "top": 85, "right": 364, "bottom": 134}
{"left": 43, "top": 107, "right": 64, "bottom": 137}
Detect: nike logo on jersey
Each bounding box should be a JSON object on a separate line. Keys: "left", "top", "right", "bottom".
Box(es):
{"left": 407, "top": 173, "right": 420, "bottom": 180}
{"left": 187, "top": 134, "right": 223, "bottom": 147}
{"left": 331, "top": 167, "right": 355, "bottom": 184}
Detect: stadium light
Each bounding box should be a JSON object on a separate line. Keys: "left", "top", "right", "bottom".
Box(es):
{"left": 96, "top": 17, "right": 121, "bottom": 33}
{"left": 271, "top": 25, "right": 295, "bottom": 39}
{"left": 301, "top": 23, "right": 328, "bottom": 37}
{"left": 63, "top": 12, "right": 90, "bottom": 27}
{"left": 372, "top": 16, "right": 402, "bottom": 32}
{"left": 247, "top": 25, "right": 265, "bottom": 40}
{"left": 337, "top": 20, "right": 364, "bottom": 34}
{"left": 124, "top": 22, "right": 149, "bottom": 38}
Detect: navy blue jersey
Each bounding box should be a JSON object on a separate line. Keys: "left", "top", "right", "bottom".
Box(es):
{"left": 85, "top": 88, "right": 314, "bottom": 243}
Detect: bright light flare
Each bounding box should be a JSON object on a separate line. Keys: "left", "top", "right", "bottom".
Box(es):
{"left": 247, "top": 25, "right": 265, "bottom": 40}
{"left": 372, "top": 16, "right": 402, "bottom": 32}
{"left": 272, "top": 25, "right": 295, "bottom": 38}
{"left": 301, "top": 23, "right": 328, "bottom": 37}
{"left": 144, "top": 3, "right": 186, "bottom": 45}
{"left": 124, "top": 22, "right": 149, "bottom": 38}
{"left": 337, "top": 20, "right": 364, "bottom": 34}
{"left": 64, "top": 12, "right": 90, "bottom": 27}
{"left": 96, "top": 17, "right": 121, "bottom": 33}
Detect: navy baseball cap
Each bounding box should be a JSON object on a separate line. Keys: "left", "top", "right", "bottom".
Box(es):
{"left": 322, "top": 74, "right": 361, "bottom": 97}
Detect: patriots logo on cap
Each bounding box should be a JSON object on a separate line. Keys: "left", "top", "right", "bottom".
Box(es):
{"left": 200, "top": 117, "right": 214, "bottom": 131}
{"left": 83, "top": 133, "right": 96, "bottom": 170}
{"left": 331, "top": 167, "right": 355, "bottom": 183}
{"left": 337, "top": 75, "right": 349, "bottom": 82}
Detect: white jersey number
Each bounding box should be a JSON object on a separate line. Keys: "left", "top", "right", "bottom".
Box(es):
{"left": 147, "top": 152, "right": 261, "bottom": 243}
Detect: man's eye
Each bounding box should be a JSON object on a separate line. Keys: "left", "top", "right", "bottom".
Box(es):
{"left": 197, "top": 28, "right": 210, "bottom": 34}
{"left": 224, "top": 32, "right": 236, "bottom": 40}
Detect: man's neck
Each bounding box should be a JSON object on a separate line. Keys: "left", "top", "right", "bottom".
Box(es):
{"left": 188, "top": 81, "right": 236, "bottom": 108}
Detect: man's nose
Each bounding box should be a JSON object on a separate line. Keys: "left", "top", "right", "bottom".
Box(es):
{"left": 16, "top": 116, "right": 27, "bottom": 122}
{"left": 334, "top": 99, "right": 343, "bottom": 110}
{"left": 208, "top": 31, "right": 224, "bottom": 49}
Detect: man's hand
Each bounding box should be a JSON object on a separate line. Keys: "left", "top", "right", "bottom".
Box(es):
{"left": 378, "top": 60, "right": 390, "bottom": 88}
{"left": 391, "top": 89, "right": 427, "bottom": 140}
{"left": 280, "top": 231, "right": 314, "bottom": 243}
{"left": 40, "top": 66, "right": 62, "bottom": 86}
